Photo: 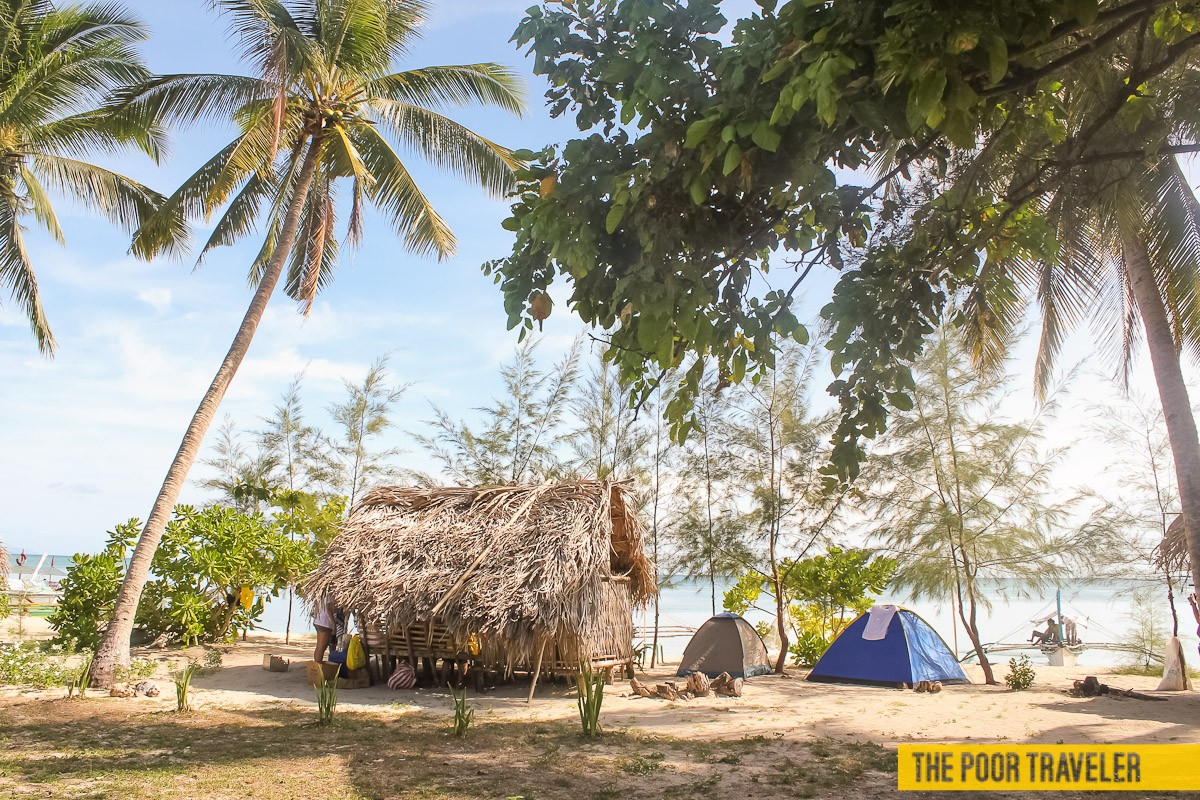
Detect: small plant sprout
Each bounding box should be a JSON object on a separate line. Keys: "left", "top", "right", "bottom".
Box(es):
{"left": 66, "top": 652, "right": 94, "bottom": 699}
{"left": 449, "top": 683, "right": 474, "bottom": 737}
{"left": 172, "top": 661, "right": 198, "bottom": 712}
{"left": 1005, "top": 654, "right": 1036, "bottom": 691}
{"left": 576, "top": 663, "right": 605, "bottom": 737}
{"left": 316, "top": 673, "right": 338, "bottom": 725}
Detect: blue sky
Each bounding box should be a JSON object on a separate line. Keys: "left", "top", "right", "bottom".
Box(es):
{"left": 0, "top": 0, "right": 1183, "bottom": 555}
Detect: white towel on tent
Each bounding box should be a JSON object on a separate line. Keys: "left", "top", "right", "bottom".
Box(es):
{"left": 863, "top": 604, "right": 898, "bottom": 640}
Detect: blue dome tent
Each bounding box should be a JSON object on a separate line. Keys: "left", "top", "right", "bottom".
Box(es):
{"left": 806, "top": 606, "right": 970, "bottom": 687}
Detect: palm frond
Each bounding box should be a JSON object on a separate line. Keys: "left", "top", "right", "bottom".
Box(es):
{"left": 210, "top": 0, "right": 320, "bottom": 80}
{"left": 130, "top": 136, "right": 242, "bottom": 260}
{"left": 31, "top": 154, "right": 163, "bottom": 233}
{"left": 106, "top": 73, "right": 270, "bottom": 130}
{"left": 285, "top": 171, "right": 338, "bottom": 313}
{"left": 958, "top": 254, "right": 1026, "bottom": 377}
{"left": 368, "top": 99, "right": 519, "bottom": 197}
{"left": 195, "top": 168, "right": 277, "bottom": 266}
{"left": 247, "top": 137, "right": 310, "bottom": 284}
{"left": 18, "top": 164, "right": 64, "bottom": 243}
{"left": 0, "top": 185, "right": 53, "bottom": 354}
{"left": 368, "top": 64, "right": 525, "bottom": 114}
{"left": 25, "top": 108, "right": 166, "bottom": 162}
{"left": 1143, "top": 155, "right": 1200, "bottom": 363}
{"left": 350, "top": 122, "right": 454, "bottom": 259}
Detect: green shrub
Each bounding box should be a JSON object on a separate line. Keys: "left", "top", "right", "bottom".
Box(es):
{"left": 66, "top": 652, "right": 94, "bottom": 699}
{"left": 450, "top": 683, "right": 473, "bottom": 737}
{"left": 576, "top": 664, "right": 605, "bottom": 737}
{"left": 49, "top": 521, "right": 138, "bottom": 650}
{"left": 51, "top": 508, "right": 311, "bottom": 649}
{"left": 0, "top": 642, "right": 73, "bottom": 688}
{"left": 172, "top": 661, "right": 198, "bottom": 712}
{"left": 1005, "top": 654, "right": 1036, "bottom": 691}
{"left": 316, "top": 674, "right": 338, "bottom": 725}
{"left": 115, "top": 658, "right": 158, "bottom": 683}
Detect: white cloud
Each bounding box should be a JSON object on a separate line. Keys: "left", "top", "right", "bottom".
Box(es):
{"left": 136, "top": 288, "right": 172, "bottom": 313}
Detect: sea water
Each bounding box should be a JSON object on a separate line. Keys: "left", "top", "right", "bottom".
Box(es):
{"left": 256, "top": 577, "right": 1199, "bottom": 667}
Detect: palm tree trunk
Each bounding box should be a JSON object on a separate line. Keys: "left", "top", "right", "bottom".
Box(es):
{"left": 1124, "top": 232, "right": 1200, "bottom": 642}
{"left": 91, "top": 139, "right": 324, "bottom": 687}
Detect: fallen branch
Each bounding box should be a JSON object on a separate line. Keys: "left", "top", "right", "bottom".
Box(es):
{"left": 1070, "top": 675, "right": 1167, "bottom": 701}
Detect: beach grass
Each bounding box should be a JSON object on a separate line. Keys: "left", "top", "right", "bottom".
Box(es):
{"left": 0, "top": 696, "right": 898, "bottom": 800}
{"left": 1109, "top": 663, "right": 1200, "bottom": 678}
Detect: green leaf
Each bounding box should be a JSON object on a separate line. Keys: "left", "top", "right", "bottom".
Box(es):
{"left": 605, "top": 202, "right": 627, "bottom": 234}
{"left": 762, "top": 58, "right": 792, "bottom": 83}
{"left": 1067, "top": 0, "right": 1099, "bottom": 25}
{"left": 684, "top": 117, "right": 716, "bottom": 149}
{"left": 984, "top": 36, "right": 1008, "bottom": 86}
{"left": 751, "top": 123, "right": 782, "bottom": 152}
{"left": 722, "top": 143, "right": 743, "bottom": 176}
{"left": 689, "top": 177, "right": 707, "bottom": 205}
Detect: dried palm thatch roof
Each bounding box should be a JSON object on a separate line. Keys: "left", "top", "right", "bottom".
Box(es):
{"left": 1156, "top": 516, "right": 1191, "bottom": 570}
{"left": 304, "top": 481, "right": 655, "bottom": 662}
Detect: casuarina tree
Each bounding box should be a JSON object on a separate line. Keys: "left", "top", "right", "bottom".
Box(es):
{"left": 91, "top": 0, "right": 525, "bottom": 685}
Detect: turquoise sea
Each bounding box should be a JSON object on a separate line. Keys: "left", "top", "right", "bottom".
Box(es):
{"left": 254, "top": 576, "right": 1199, "bottom": 668}
{"left": 10, "top": 552, "right": 1194, "bottom": 666}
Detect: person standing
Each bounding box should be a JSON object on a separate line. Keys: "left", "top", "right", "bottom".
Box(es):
{"left": 312, "top": 598, "right": 344, "bottom": 663}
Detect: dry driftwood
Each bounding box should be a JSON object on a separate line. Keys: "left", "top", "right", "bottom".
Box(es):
{"left": 708, "top": 672, "right": 744, "bottom": 697}
{"left": 1071, "top": 676, "right": 1167, "bottom": 701}
{"left": 687, "top": 671, "right": 711, "bottom": 696}
{"left": 631, "top": 673, "right": 746, "bottom": 701}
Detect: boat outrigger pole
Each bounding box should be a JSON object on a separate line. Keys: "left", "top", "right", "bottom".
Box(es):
{"left": 1057, "top": 589, "right": 1065, "bottom": 645}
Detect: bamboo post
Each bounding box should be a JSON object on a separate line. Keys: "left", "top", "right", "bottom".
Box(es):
{"left": 527, "top": 641, "right": 546, "bottom": 704}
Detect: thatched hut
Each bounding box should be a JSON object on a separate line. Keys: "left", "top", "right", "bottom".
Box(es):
{"left": 304, "top": 481, "right": 656, "bottom": 680}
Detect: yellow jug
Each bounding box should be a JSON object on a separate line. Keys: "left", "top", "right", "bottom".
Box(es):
{"left": 346, "top": 634, "right": 366, "bottom": 671}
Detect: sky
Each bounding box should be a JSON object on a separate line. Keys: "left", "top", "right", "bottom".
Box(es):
{"left": 0, "top": 0, "right": 1190, "bottom": 558}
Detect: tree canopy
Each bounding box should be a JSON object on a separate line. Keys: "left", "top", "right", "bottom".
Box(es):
{"left": 488, "top": 0, "right": 1200, "bottom": 481}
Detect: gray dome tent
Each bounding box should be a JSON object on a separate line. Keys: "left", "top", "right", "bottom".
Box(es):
{"left": 676, "top": 613, "right": 773, "bottom": 678}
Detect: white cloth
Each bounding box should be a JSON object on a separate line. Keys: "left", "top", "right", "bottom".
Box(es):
{"left": 1157, "top": 636, "right": 1194, "bottom": 691}
{"left": 313, "top": 600, "right": 336, "bottom": 630}
{"left": 863, "top": 604, "right": 898, "bottom": 641}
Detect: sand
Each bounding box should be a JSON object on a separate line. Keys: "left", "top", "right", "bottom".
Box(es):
{"left": 46, "top": 635, "right": 1186, "bottom": 747}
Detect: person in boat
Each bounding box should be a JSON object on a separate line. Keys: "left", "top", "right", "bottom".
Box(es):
{"left": 1030, "top": 619, "right": 1060, "bottom": 646}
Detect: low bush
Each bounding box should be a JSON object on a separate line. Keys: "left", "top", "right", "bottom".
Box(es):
{"left": 1005, "top": 654, "right": 1036, "bottom": 691}
{"left": 116, "top": 658, "right": 158, "bottom": 683}
{"left": 316, "top": 674, "right": 338, "bottom": 725}
{"left": 450, "top": 684, "right": 473, "bottom": 737}
{"left": 0, "top": 642, "right": 73, "bottom": 688}
{"left": 576, "top": 664, "right": 605, "bottom": 737}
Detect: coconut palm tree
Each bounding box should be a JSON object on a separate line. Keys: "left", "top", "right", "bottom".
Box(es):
{"left": 0, "top": 0, "right": 165, "bottom": 355}
{"left": 955, "top": 52, "right": 1200, "bottom": 616}
{"left": 90, "top": 0, "right": 524, "bottom": 685}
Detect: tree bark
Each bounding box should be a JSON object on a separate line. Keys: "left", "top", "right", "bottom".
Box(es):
{"left": 1123, "top": 231, "right": 1200, "bottom": 648}
{"left": 958, "top": 584, "right": 995, "bottom": 685}
{"left": 772, "top": 571, "right": 789, "bottom": 674}
{"left": 91, "top": 138, "right": 324, "bottom": 687}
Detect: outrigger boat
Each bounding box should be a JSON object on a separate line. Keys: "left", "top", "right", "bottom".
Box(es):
{"left": 961, "top": 590, "right": 1161, "bottom": 667}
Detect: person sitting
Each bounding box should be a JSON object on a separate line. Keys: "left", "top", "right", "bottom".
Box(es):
{"left": 1030, "top": 621, "right": 1059, "bottom": 645}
